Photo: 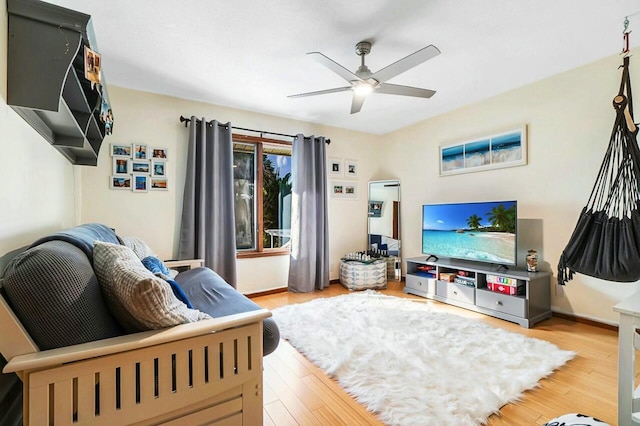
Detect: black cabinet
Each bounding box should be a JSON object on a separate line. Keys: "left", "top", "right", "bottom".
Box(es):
{"left": 7, "top": 0, "right": 113, "bottom": 166}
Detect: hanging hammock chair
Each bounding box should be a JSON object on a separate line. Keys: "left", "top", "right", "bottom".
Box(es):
{"left": 558, "top": 56, "right": 640, "bottom": 285}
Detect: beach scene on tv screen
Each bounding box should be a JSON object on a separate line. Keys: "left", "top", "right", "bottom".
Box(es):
{"left": 422, "top": 201, "right": 517, "bottom": 264}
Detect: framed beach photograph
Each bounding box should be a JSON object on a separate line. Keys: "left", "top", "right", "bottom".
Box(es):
{"left": 110, "top": 143, "right": 132, "bottom": 158}
{"left": 345, "top": 160, "right": 358, "bottom": 178}
{"left": 150, "top": 177, "right": 168, "bottom": 191}
{"left": 131, "top": 160, "right": 150, "bottom": 174}
{"left": 151, "top": 147, "right": 168, "bottom": 159}
{"left": 132, "top": 174, "right": 148, "bottom": 192}
{"left": 112, "top": 157, "right": 129, "bottom": 175}
{"left": 109, "top": 175, "right": 131, "bottom": 190}
{"left": 440, "top": 125, "right": 527, "bottom": 176}
{"left": 133, "top": 143, "right": 148, "bottom": 160}
{"left": 151, "top": 159, "right": 167, "bottom": 177}
{"left": 328, "top": 158, "right": 343, "bottom": 177}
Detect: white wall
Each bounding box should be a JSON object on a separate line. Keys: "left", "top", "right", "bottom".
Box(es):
{"left": 79, "top": 86, "right": 381, "bottom": 293}
{"left": 384, "top": 48, "right": 640, "bottom": 324}
{"left": 0, "top": 1, "right": 77, "bottom": 255}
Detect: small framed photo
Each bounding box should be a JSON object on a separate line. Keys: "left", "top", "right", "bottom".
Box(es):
{"left": 150, "top": 177, "right": 168, "bottom": 191}
{"left": 151, "top": 147, "right": 168, "bottom": 160}
{"left": 110, "top": 175, "right": 131, "bottom": 190}
{"left": 328, "top": 158, "right": 343, "bottom": 176}
{"left": 151, "top": 159, "right": 167, "bottom": 177}
{"left": 331, "top": 182, "right": 344, "bottom": 197}
{"left": 132, "top": 174, "right": 148, "bottom": 192}
{"left": 133, "top": 143, "right": 148, "bottom": 160}
{"left": 345, "top": 160, "right": 358, "bottom": 178}
{"left": 343, "top": 182, "right": 358, "bottom": 199}
{"left": 112, "top": 157, "right": 129, "bottom": 175}
{"left": 368, "top": 201, "right": 384, "bottom": 217}
{"left": 330, "top": 180, "right": 358, "bottom": 199}
{"left": 110, "top": 143, "right": 132, "bottom": 158}
{"left": 131, "top": 160, "right": 150, "bottom": 174}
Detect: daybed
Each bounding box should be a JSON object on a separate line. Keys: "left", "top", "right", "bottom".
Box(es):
{"left": 0, "top": 224, "right": 278, "bottom": 425}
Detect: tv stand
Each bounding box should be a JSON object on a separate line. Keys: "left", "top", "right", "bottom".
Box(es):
{"left": 425, "top": 254, "right": 439, "bottom": 262}
{"left": 404, "top": 257, "right": 552, "bottom": 328}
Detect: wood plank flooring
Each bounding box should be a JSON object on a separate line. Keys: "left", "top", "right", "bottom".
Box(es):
{"left": 252, "top": 282, "right": 622, "bottom": 425}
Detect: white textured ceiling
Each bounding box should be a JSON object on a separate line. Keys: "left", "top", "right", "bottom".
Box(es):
{"left": 45, "top": 0, "right": 640, "bottom": 134}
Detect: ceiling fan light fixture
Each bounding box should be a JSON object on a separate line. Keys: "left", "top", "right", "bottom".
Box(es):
{"left": 353, "top": 81, "right": 374, "bottom": 96}
{"left": 289, "top": 42, "right": 440, "bottom": 114}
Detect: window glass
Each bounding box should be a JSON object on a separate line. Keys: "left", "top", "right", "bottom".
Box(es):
{"left": 232, "top": 138, "right": 292, "bottom": 254}
{"left": 263, "top": 144, "right": 292, "bottom": 249}
{"left": 233, "top": 143, "right": 256, "bottom": 250}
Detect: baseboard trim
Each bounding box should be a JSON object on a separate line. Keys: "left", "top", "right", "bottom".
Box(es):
{"left": 248, "top": 281, "right": 345, "bottom": 298}
{"left": 245, "top": 287, "right": 288, "bottom": 298}
{"left": 552, "top": 311, "right": 618, "bottom": 332}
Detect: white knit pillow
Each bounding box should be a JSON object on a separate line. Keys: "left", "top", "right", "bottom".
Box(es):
{"left": 118, "top": 236, "right": 156, "bottom": 260}
{"left": 93, "top": 241, "right": 211, "bottom": 332}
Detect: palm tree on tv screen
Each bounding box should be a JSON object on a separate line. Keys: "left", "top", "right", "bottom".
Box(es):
{"left": 486, "top": 204, "right": 516, "bottom": 233}
{"left": 466, "top": 214, "right": 482, "bottom": 230}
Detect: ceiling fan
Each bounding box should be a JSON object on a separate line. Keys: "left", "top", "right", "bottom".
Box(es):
{"left": 289, "top": 41, "right": 441, "bottom": 114}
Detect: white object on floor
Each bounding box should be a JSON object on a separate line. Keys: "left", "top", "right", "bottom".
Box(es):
{"left": 272, "top": 291, "right": 575, "bottom": 426}
{"left": 543, "top": 413, "right": 610, "bottom": 425}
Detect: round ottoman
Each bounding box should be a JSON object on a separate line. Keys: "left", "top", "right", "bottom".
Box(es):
{"left": 543, "top": 413, "right": 609, "bottom": 426}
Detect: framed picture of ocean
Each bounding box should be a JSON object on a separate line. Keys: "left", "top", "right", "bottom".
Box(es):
{"left": 439, "top": 126, "right": 527, "bottom": 176}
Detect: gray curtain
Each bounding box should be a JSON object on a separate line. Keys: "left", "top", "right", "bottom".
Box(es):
{"left": 287, "top": 134, "right": 329, "bottom": 292}
{"left": 178, "top": 117, "right": 237, "bottom": 287}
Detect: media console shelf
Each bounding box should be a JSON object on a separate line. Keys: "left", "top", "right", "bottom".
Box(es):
{"left": 405, "top": 256, "right": 552, "bottom": 328}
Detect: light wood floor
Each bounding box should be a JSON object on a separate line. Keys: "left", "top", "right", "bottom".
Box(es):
{"left": 253, "top": 282, "right": 623, "bottom": 425}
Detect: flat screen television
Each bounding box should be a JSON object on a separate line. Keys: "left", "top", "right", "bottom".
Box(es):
{"left": 422, "top": 200, "right": 517, "bottom": 266}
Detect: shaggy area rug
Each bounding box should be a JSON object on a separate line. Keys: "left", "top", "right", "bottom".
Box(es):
{"left": 272, "top": 291, "right": 574, "bottom": 426}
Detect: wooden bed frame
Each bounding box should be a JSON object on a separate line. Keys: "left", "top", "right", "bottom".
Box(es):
{"left": 0, "top": 259, "right": 270, "bottom": 425}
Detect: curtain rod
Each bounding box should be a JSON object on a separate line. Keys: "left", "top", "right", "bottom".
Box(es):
{"left": 179, "top": 116, "right": 330, "bottom": 144}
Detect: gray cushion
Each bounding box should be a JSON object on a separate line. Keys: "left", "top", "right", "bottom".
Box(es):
{"left": 93, "top": 242, "right": 211, "bottom": 333}
{"left": 2, "top": 241, "right": 122, "bottom": 350}
{"left": 175, "top": 267, "right": 280, "bottom": 355}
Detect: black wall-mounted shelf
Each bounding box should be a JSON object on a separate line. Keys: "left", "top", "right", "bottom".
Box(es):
{"left": 7, "top": 0, "right": 113, "bottom": 166}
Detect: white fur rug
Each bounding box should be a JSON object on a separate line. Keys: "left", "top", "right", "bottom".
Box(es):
{"left": 272, "top": 291, "right": 574, "bottom": 426}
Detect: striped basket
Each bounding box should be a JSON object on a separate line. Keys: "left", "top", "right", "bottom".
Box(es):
{"left": 339, "top": 259, "right": 387, "bottom": 291}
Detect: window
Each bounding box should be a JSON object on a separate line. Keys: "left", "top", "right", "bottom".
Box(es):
{"left": 233, "top": 134, "right": 292, "bottom": 256}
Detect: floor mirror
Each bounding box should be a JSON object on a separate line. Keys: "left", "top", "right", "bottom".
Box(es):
{"left": 367, "top": 180, "right": 401, "bottom": 281}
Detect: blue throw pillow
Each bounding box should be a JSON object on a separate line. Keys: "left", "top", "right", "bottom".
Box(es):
{"left": 141, "top": 256, "right": 193, "bottom": 308}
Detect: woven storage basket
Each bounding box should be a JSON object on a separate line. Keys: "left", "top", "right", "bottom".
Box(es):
{"left": 339, "top": 259, "right": 387, "bottom": 290}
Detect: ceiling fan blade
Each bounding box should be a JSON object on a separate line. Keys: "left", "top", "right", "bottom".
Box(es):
{"left": 376, "top": 83, "right": 436, "bottom": 98}
{"left": 308, "top": 52, "right": 362, "bottom": 83}
{"left": 288, "top": 86, "right": 352, "bottom": 98}
{"left": 370, "top": 45, "right": 441, "bottom": 83}
{"left": 351, "top": 92, "right": 367, "bottom": 114}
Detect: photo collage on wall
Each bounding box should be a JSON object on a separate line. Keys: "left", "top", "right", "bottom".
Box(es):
{"left": 109, "top": 143, "right": 168, "bottom": 192}
{"left": 328, "top": 157, "right": 358, "bottom": 199}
